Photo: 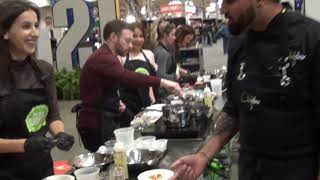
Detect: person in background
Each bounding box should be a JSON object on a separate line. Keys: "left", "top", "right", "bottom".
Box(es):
{"left": 170, "top": 0, "right": 320, "bottom": 179}
{"left": 119, "top": 23, "right": 158, "bottom": 125}
{"left": 214, "top": 21, "right": 231, "bottom": 54}
{"left": 174, "top": 25, "right": 195, "bottom": 70}
{"left": 44, "top": 16, "right": 57, "bottom": 51}
{"left": 0, "top": 1, "right": 74, "bottom": 179}
{"left": 154, "top": 21, "right": 177, "bottom": 82}
{"left": 44, "top": 16, "right": 58, "bottom": 69}
{"left": 78, "top": 20, "right": 181, "bottom": 152}
{"left": 155, "top": 21, "right": 189, "bottom": 98}
{"left": 202, "top": 23, "right": 213, "bottom": 46}
{"left": 175, "top": 25, "right": 195, "bottom": 49}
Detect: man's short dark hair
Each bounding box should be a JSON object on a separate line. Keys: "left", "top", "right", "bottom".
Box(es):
{"left": 103, "top": 20, "right": 132, "bottom": 40}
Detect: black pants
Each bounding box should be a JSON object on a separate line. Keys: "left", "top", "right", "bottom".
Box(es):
{"left": 78, "top": 128, "right": 102, "bottom": 152}
{"left": 239, "top": 151, "right": 318, "bottom": 180}
{"left": 78, "top": 111, "right": 120, "bottom": 152}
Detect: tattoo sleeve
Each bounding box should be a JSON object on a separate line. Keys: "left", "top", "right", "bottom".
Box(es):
{"left": 212, "top": 111, "right": 239, "bottom": 136}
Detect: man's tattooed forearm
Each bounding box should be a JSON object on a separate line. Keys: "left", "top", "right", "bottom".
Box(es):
{"left": 212, "top": 111, "right": 238, "bottom": 136}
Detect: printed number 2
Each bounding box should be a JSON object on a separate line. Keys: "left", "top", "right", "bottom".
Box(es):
{"left": 53, "top": 0, "right": 92, "bottom": 71}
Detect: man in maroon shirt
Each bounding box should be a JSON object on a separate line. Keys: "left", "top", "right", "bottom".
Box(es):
{"left": 78, "top": 20, "right": 181, "bottom": 152}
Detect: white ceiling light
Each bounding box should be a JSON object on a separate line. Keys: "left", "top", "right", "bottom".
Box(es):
{"left": 141, "top": 6, "right": 146, "bottom": 15}
{"left": 126, "top": 15, "right": 136, "bottom": 24}
{"left": 28, "top": 0, "right": 50, "bottom": 7}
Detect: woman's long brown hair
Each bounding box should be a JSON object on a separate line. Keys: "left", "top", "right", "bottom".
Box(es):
{"left": 0, "top": 0, "right": 40, "bottom": 87}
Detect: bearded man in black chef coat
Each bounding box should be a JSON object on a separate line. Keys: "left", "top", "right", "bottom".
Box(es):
{"left": 170, "top": 0, "right": 320, "bottom": 180}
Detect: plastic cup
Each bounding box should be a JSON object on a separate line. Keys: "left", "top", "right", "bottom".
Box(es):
{"left": 203, "top": 74, "right": 211, "bottom": 82}
{"left": 210, "top": 79, "right": 222, "bottom": 96}
{"left": 74, "top": 167, "right": 100, "bottom": 180}
{"left": 114, "top": 127, "right": 134, "bottom": 149}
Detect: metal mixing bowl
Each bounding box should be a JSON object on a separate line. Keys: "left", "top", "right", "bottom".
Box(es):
{"left": 126, "top": 149, "right": 164, "bottom": 173}
{"left": 71, "top": 153, "right": 113, "bottom": 168}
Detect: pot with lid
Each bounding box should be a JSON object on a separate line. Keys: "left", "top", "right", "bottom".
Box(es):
{"left": 162, "top": 104, "right": 191, "bottom": 128}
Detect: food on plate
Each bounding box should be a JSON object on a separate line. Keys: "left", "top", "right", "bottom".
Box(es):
{"left": 131, "top": 110, "right": 162, "bottom": 126}
{"left": 149, "top": 173, "right": 163, "bottom": 180}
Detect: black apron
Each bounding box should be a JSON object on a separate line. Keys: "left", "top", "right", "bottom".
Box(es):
{"left": 228, "top": 12, "right": 318, "bottom": 180}
{"left": 120, "top": 51, "right": 156, "bottom": 125}
{"left": 77, "top": 80, "right": 122, "bottom": 152}
{"left": 0, "top": 58, "right": 53, "bottom": 180}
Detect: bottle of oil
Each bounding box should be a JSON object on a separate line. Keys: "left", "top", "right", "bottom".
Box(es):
{"left": 113, "top": 142, "right": 128, "bottom": 179}
{"left": 203, "top": 85, "right": 213, "bottom": 108}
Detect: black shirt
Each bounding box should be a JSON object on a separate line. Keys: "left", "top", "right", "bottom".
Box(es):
{"left": 223, "top": 11, "right": 320, "bottom": 154}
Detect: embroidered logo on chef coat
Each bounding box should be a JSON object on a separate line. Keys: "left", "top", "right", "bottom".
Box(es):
{"left": 25, "top": 104, "right": 48, "bottom": 133}
{"left": 240, "top": 91, "right": 261, "bottom": 110}
{"left": 135, "top": 67, "right": 150, "bottom": 76}
{"left": 278, "top": 51, "right": 306, "bottom": 87}
{"left": 288, "top": 50, "right": 306, "bottom": 67}
{"left": 237, "top": 62, "right": 246, "bottom": 81}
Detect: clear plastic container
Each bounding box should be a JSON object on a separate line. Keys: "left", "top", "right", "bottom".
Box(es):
{"left": 150, "top": 139, "right": 168, "bottom": 152}
{"left": 136, "top": 136, "right": 156, "bottom": 149}
{"left": 113, "top": 127, "right": 134, "bottom": 149}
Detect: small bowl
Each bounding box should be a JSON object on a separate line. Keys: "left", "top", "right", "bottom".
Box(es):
{"left": 42, "top": 175, "right": 75, "bottom": 180}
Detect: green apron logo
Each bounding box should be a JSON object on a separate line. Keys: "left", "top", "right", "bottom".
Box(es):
{"left": 135, "top": 67, "right": 150, "bottom": 76}
{"left": 25, "top": 104, "right": 48, "bottom": 133}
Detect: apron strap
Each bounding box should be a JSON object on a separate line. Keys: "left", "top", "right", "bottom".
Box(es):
{"left": 141, "top": 50, "right": 157, "bottom": 76}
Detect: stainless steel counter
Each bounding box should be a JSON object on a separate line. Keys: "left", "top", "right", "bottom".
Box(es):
{"left": 158, "top": 138, "right": 205, "bottom": 168}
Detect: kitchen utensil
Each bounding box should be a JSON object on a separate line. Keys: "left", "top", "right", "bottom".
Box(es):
{"left": 126, "top": 149, "right": 164, "bottom": 173}
{"left": 162, "top": 104, "right": 191, "bottom": 128}
{"left": 71, "top": 153, "right": 113, "bottom": 168}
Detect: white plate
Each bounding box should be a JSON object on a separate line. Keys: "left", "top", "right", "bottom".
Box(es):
{"left": 130, "top": 110, "right": 163, "bottom": 126}
{"left": 137, "top": 169, "right": 174, "bottom": 180}
{"left": 145, "top": 104, "right": 166, "bottom": 111}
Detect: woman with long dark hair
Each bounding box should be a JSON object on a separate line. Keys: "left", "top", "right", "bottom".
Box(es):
{"left": 174, "top": 25, "right": 195, "bottom": 71}
{"left": 0, "top": 1, "right": 74, "bottom": 179}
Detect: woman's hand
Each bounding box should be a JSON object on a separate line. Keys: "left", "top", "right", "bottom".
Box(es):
{"left": 24, "top": 137, "right": 55, "bottom": 153}
{"left": 54, "top": 132, "right": 74, "bottom": 151}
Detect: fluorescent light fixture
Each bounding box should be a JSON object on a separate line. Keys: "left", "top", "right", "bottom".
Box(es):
{"left": 28, "top": 0, "right": 50, "bottom": 7}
